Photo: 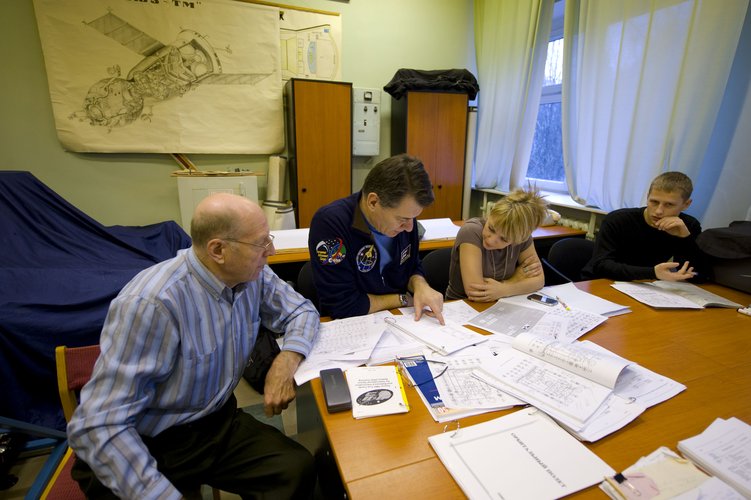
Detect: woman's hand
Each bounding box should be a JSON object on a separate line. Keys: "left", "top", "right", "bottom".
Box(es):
{"left": 466, "top": 279, "right": 503, "bottom": 302}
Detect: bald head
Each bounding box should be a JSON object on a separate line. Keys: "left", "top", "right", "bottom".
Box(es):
{"left": 191, "top": 193, "right": 265, "bottom": 249}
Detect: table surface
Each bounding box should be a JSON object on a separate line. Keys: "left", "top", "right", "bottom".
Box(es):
{"left": 268, "top": 224, "right": 585, "bottom": 265}
{"left": 309, "top": 280, "right": 751, "bottom": 499}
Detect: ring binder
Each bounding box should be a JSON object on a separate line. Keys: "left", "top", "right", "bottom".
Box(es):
{"left": 443, "top": 420, "right": 461, "bottom": 437}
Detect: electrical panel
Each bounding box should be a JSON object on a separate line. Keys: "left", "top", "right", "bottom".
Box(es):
{"left": 352, "top": 87, "right": 380, "bottom": 156}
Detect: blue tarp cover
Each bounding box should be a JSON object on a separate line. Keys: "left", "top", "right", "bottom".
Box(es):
{"left": 0, "top": 171, "right": 191, "bottom": 430}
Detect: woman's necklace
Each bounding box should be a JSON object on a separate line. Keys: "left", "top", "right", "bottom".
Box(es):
{"left": 491, "top": 247, "right": 509, "bottom": 281}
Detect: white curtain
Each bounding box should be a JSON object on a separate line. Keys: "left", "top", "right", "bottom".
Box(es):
{"left": 473, "top": 0, "right": 554, "bottom": 190}
{"left": 562, "top": 0, "right": 749, "bottom": 211}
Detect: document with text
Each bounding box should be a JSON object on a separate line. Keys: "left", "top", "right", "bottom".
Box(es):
{"left": 473, "top": 331, "right": 632, "bottom": 428}
{"left": 468, "top": 299, "right": 607, "bottom": 343}
{"left": 612, "top": 281, "right": 741, "bottom": 309}
{"left": 384, "top": 315, "right": 487, "bottom": 355}
{"left": 429, "top": 408, "right": 614, "bottom": 500}
{"left": 294, "top": 312, "right": 391, "bottom": 384}
{"left": 678, "top": 417, "right": 751, "bottom": 498}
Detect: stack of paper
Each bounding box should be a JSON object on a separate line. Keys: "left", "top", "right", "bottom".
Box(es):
{"left": 294, "top": 312, "right": 391, "bottom": 384}
{"left": 418, "top": 218, "right": 460, "bottom": 240}
{"left": 600, "top": 446, "right": 744, "bottom": 499}
{"left": 468, "top": 298, "right": 608, "bottom": 343}
{"left": 429, "top": 409, "right": 614, "bottom": 499}
{"left": 473, "top": 331, "right": 685, "bottom": 441}
{"left": 612, "top": 281, "right": 742, "bottom": 309}
{"left": 384, "top": 315, "right": 487, "bottom": 355}
{"left": 398, "top": 354, "right": 520, "bottom": 423}
{"left": 677, "top": 417, "right": 751, "bottom": 498}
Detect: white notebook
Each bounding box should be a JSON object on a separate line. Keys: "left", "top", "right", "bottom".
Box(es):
{"left": 429, "top": 408, "right": 614, "bottom": 499}
{"left": 677, "top": 417, "right": 751, "bottom": 498}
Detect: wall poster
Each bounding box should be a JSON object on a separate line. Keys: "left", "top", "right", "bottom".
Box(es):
{"left": 33, "top": 0, "right": 284, "bottom": 154}
{"left": 279, "top": 7, "right": 342, "bottom": 82}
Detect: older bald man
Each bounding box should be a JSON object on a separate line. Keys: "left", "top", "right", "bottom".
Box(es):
{"left": 68, "top": 193, "right": 319, "bottom": 499}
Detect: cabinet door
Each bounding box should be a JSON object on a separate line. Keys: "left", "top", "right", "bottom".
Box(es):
{"left": 293, "top": 80, "right": 352, "bottom": 228}
{"left": 405, "top": 91, "right": 468, "bottom": 220}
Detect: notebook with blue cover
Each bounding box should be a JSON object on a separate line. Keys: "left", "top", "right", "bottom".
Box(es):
{"left": 399, "top": 355, "right": 443, "bottom": 408}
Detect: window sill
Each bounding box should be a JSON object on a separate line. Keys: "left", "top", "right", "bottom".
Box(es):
{"left": 474, "top": 187, "right": 608, "bottom": 215}
{"left": 473, "top": 188, "right": 608, "bottom": 237}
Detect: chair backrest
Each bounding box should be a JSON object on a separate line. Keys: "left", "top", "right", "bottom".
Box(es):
{"left": 295, "top": 261, "right": 319, "bottom": 311}
{"left": 55, "top": 345, "right": 101, "bottom": 422}
{"left": 39, "top": 345, "right": 100, "bottom": 500}
{"left": 421, "top": 248, "right": 452, "bottom": 297}
{"left": 543, "top": 238, "right": 595, "bottom": 285}
{"left": 49, "top": 344, "right": 220, "bottom": 500}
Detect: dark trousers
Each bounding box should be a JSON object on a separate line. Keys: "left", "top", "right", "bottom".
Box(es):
{"left": 71, "top": 395, "right": 315, "bottom": 499}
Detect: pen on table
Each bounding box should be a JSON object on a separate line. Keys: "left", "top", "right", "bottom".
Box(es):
{"left": 556, "top": 296, "right": 571, "bottom": 311}
{"left": 603, "top": 473, "right": 640, "bottom": 499}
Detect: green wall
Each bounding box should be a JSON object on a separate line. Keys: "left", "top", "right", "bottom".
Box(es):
{"left": 0, "top": 0, "right": 474, "bottom": 227}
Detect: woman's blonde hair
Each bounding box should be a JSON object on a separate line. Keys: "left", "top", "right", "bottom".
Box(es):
{"left": 487, "top": 188, "right": 548, "bottom": 244}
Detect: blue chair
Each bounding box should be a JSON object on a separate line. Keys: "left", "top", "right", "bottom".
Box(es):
{"left": 542, "top": 238, "right": 595, "bottom": 285}
{"left": 421, "top": 248, "right": 452, "bottom": 297}
{"left": 296, "top": 261, "right": 319, "bottom": 311}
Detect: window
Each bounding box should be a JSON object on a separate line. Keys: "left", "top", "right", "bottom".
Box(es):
{"left": 527, "top": 2, "right": 565, "bottom": 191}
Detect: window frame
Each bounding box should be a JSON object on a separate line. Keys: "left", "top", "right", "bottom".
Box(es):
{"left": 526, "top": 3, "right": 566, "bottom": 193}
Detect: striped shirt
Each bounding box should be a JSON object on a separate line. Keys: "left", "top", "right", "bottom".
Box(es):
{"left": 67, "top": 248, "right": 319, "bottom": 499}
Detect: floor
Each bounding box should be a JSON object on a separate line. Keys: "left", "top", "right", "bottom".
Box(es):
{"left": 2, "top": 378, "right": 308, "bottom": 500}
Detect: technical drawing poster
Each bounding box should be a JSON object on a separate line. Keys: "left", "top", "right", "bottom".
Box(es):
{"left": 33, "top": 0, "right": 283, "bottom": 153}
{"left": 279, "top": 8, "right": 341, "bottom": 81}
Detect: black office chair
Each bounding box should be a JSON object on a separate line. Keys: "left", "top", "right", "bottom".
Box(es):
{"left": 295, "top": 261, "right": 319, "bottom": 311}
{"left": 421, "top": 248, "right": 452, "bottom": 297}
{"left": 542, "top": 238, "right": 595, "bottom": 285}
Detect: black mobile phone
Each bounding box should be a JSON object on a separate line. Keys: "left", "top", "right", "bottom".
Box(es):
{"left": 320, "top": 368, "right": 352, "bottom": 413}
{"left": 527, "top": 293, "right": 558, "bottom": 306}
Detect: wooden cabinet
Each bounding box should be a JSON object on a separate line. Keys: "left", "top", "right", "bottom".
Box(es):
{"left": 391, "top": 91, "right": 468, "bottom": 220}
{"left": 285, "top": 79, "right": 352, "bottom": 228}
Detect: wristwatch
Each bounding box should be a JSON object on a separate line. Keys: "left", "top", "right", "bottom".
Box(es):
{"left": 398, "top": 293, "right": 409, "bottom": 307}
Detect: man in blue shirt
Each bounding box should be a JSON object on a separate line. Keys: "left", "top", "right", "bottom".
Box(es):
{"left": 68, "top": 193, "right": 319, "bottom": 499}
{"left": 309, "top": 154, "right": 445, "bottom": 323}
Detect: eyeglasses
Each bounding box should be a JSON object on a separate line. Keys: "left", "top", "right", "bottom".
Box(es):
{"left": 224, "top": 234, "right": 275, "bottom": 251}
{"left": 396, "top": 355, "right": 449, "bottom": 388}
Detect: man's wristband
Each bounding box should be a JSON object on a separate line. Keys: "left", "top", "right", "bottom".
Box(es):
{"left": 398, "top": 293, "right": 409, "bottom": 307}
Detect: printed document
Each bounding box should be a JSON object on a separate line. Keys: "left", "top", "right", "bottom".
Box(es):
{"left": 612, "top": 281, "right": 741, "bottom": 309}
{"left": 677, "top": 417, "right": 751, "bottom": 498}
{"left": 538, "top": 282, "right": 631, "bottom": 316}
{"left": 429, "top": 409, "right": 614, "bottom": 499}
{"left": 473, "top": 331, "right": 631, "bottom": 427}
{"left": 384, "top": 315, "right": 487, "bottom": 355}
{"left": 418, "top": 218, "right": 460, "bottom": 240}
{"left": 398, "top": 352, "right": 521, "bottom": 423}
{"left": 294, "top": 312, "right": 391, "bottom": 384}
{"left": 468, "top": 299, "right": 607, "bottom": 342}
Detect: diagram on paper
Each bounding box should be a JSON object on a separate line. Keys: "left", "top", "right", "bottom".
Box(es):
{"left": 280, "top": 24, "right": 339, "bottom": 80}
{"left": 71, "top": 11, "right": 270, "bottom": 129}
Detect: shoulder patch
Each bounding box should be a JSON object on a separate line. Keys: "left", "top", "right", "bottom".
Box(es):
{"left": 356, "top": 244, "right": 378, "bottom": 272}
{"left": 400, "top": 244, "right": 412, "bottom": 265}
{"left": 316, "top": 238, "right": 346, "bottom": 265}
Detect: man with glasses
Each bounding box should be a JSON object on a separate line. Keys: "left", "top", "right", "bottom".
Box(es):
{"left": 309, "top": 154, "right": 445, "bottom": 323}
{"left": 68, "top": 193, "right": 319, "bottom": 499}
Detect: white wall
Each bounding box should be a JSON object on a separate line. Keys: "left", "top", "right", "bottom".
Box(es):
{"left": 0, "top": 0, "right": 474, "bottom": 227}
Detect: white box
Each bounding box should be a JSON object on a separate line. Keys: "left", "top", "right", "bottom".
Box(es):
{"left": 175, "top": 173, "right": 261, "bottom": 230}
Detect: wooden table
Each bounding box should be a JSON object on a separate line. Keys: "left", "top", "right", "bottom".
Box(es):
{"left": 309, "top": 280, "right": 751, "bottom": 499}
{"left": 268, "top": 224, "right": 585, "bottom": 265}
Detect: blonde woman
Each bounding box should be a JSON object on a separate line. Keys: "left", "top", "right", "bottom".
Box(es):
{"left": 446, "top": 188, "right": 547, "bottom": 301}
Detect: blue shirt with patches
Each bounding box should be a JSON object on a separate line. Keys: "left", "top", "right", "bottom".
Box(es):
{"left": 308, "top": 192, "right": 424, "bottom": 318}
